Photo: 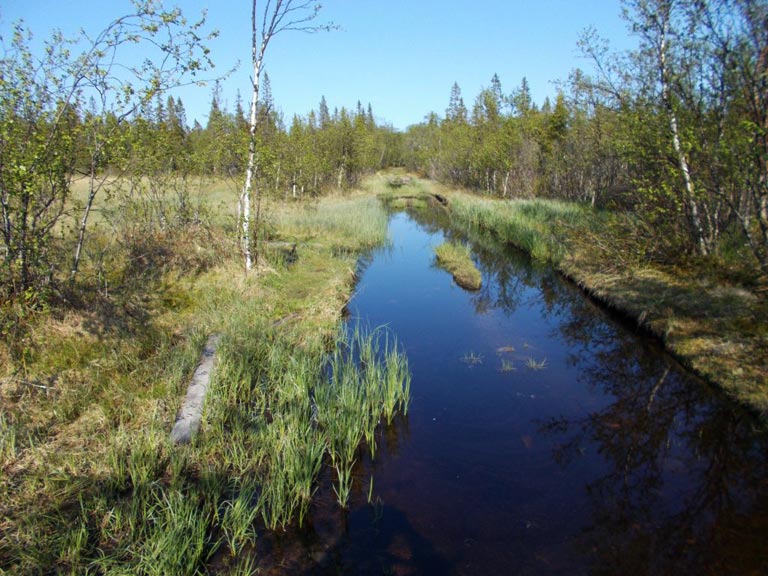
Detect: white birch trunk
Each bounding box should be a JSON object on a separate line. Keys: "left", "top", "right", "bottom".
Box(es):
{"left": 241, "top": 14, "right": 269, "bottom": 270}
{"left": 658, "top": 11, "right": 709, "bottom": 256}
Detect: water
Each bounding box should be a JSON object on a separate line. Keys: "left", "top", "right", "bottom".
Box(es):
{"left": 251, "top": 210, "right": 768, "bottom": 575}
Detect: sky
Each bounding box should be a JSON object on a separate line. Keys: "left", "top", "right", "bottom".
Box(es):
{"left": 0, "top": 0, "right": 638, "bottom": 130}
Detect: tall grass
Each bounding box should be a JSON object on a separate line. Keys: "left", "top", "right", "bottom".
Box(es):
{"left": 0, "top": 184, "right": 405, "bottom": 574}
{"left": 204, "top": 320, "right": 411, "bottom": 524}
{"left": 272, "top": 195, "right": 389, "bottom": 253}
{"left": 317, "top": 324, "right": 411, "bottom": 506}
{"left": 450, "top": 196, "right": 589, "bottom": 264}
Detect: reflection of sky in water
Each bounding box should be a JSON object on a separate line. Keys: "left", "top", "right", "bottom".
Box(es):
{"left": 253, "top": 210, "right": 768, "bottom": 576}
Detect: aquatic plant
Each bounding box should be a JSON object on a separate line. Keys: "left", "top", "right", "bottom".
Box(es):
{"left": 461, "top": 351, "right": 484, "bottom": 365}
{"left": 499, "top": 359, "right": 517, "bottom": 373}
{"left": 333, "top": 460, "right": 355, "bottom": 509}
{"left": 526, "top": 357, "right": 548, "bottom": 371}
{"left": 220, "top": 484, "right": 259, "bottom": 556}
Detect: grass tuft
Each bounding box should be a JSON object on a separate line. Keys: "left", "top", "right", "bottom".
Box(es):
{"left": 434, "top": 242, "right": 482, "bottom": 290}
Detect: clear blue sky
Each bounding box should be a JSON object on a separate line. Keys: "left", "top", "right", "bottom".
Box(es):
{"left": 1, "top": 0, "right": 637, "bottom": 130}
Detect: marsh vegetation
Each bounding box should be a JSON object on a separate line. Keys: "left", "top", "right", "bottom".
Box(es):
{"left": 434, "top": 241, "right": 483, "bottom": 290}
{"left": 0, "top": 189, "right": 411, "bottom": 574}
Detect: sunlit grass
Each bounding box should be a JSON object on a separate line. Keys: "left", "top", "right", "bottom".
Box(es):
{"left": 449, "top": 195, "right": 589, "bottom": 264}
{"left": 271, "top": 194, "right": 388, "bottom": 253}
{"left": 0, "top": 183, "right": 407, "bottom": 573}
{"left": 434, "top": 241, "right": 482, "bottom": 290}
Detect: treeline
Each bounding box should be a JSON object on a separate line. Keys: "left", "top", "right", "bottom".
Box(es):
{"left": 118, "top": 82, "right": 403, "bottom": 197}
{"left": 404, "top": 0, "right": 768, "bottom": 274}
{"left": 3, "top": 0, "right": 766, "bottom": 312}
{"left": 1, "top": 8, "right": 400, "bottom": 305}
{"left": 0, "top": 1, "right": 405, "bottom": 340}
{"left": 1, "top": 76, "right": 399, "bottom": 298}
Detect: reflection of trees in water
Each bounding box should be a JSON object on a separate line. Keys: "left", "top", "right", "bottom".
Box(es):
{"left": 407, "top": 206, "right": 768, "bottom": 574}
{"left": 406, "top": 207, "right": 530, "bottom": 314}
{"left": 439, "top": 218, "right": 541, "bottom": 316}
{"left": 541, "top": 292, "right": 768, "bottom": 575}
{"left": 438, "top": 207, "right": 768, "bottom": 574}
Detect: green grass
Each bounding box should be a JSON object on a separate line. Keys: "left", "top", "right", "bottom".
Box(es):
{"left": 367, "top": 171, "right": 445, "bottom": 212}
{"left": 434, "top": 241, "right": 483, "bottom": 290}
{"left": 0, "top": 184, "right": 410, "bottom": 574}
{"left": 449, "top": 195, "right": 589, "bottom": 265}
{"left": 271, "top": 194, "right": 388, "bottom": 253}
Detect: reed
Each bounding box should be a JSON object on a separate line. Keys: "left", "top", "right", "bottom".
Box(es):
{"left": 220, "top": 483, "right": 259, "bottom": 556}
{"left": 461, "top": 351, "right": 484, "bottom": 365}
{"left": 136, "top": 489, "right": 214, "bottom": 576}
{"left": 231, "top": 554, "right": 260, "bottom": 576}
{"left": 499, "top": 359, "right": 517, "bottom": 373}
{"left": 525, "top": 357, "right": 548, "bottom": 371}
{"left": 201, "top": 320, "right": 410, "bottom": 533}
{"left": 332, "top": 459, "right": 355, "bottom": 509}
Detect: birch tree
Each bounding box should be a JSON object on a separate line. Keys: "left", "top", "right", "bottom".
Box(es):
{"left": 241, "top": 0, "right": 334, "bottom": 270}
{"left": 0, "top": 1, "right": 216, "bottom": 297}
{"left": 624, "top": 0, "right": 712, "bottom": 255}
{"left": 69, "top": 1, "right": 217, "bottom": 282}
{"left": 703, "top": 0, "right": 768, "bottom": 274}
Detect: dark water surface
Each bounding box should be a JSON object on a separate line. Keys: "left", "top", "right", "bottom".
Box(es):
{"left": 253, "top": 210, "right": 768, "bottom": 575}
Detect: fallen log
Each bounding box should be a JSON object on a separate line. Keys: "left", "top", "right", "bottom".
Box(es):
{"left": 170, "top": 334, "right": 220, "bottom": 445}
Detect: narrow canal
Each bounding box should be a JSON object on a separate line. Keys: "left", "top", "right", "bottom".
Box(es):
{"left": 254, "top": 209, "right": 768, "bottom": 575}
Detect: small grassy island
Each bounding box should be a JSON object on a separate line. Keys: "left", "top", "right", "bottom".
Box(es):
{"left": 434, "top": 241, "right": 483, "bottom": 291}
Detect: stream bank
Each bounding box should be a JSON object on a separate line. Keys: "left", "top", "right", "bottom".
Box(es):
{"left": 374, "top": 173, "right": 768, "bottom": 417}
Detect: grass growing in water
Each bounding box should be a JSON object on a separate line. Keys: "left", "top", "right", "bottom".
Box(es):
{"left": 460, "top": 351, "right": 484, "bottom": 365}
{"left": 0, "top": 188, "right": 409, "bottom": 574}
{"left": 526, "top": 357, "right": 548, "bottom": 371}
{"left": 318, "top": 324, "right": 411, "bottom": 507}
{"left": 499, "top": 359, "right": 517, "bottom": 373}
{"left": 434, "top": 241, "right": 483, "bottom": 290}
{"left": 205, "top": 321, "right": 411, "bottom": 526}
